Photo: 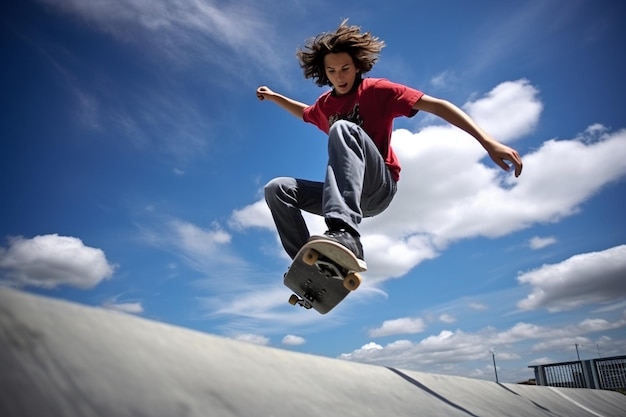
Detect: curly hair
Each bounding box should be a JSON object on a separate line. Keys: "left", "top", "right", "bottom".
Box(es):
{"left": 296, "top": 19, "right": 385, "bottom": 87}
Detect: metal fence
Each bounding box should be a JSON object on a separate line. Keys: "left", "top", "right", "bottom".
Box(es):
{"left": 596, "top": 356, "right": 626, "bottom": 390}
{"left": 530, "top": 355, "right": 626, "bottom": 391}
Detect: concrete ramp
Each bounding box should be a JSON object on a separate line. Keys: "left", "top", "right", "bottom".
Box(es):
{"left": 1, "top": 288, "right": 625, "bottom": 417}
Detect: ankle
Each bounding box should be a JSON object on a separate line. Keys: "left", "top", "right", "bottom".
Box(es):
{"left": 326, "top": 219, "right": 359, "bottom": 237}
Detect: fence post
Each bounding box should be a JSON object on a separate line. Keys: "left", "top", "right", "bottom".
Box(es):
{"left": 581, "top": 360, "right": 593, "bottom": 389}
{"left": 534, "top": 365, "right": 546, "bottom": 386}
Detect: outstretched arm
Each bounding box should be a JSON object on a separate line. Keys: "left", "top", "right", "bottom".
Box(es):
{"left": 414, "top": 94, "right": 523, "bottom": 177}
{"left": 256, "top": 86, "right": 309, "bottom": 120}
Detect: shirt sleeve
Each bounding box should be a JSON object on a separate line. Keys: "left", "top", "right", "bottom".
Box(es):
{"left": 373, "top": 78, "right": 424, "bottom": 118}
{"left": 302, "top": 93, "right": 331, "bottom": 133}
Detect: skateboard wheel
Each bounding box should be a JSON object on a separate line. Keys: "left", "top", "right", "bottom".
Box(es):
{"left": 302, "top": 248, "right": 319, "bottom": 266}
{"left": 343, "top": 273, "right": 361, "bottom": 291}
{"left": 288, "top": 294, "right": 299, "bottom": 305}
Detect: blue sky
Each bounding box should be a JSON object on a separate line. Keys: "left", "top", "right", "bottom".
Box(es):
{"left": 2, "top": 0, "right": 626, "bottom": 383}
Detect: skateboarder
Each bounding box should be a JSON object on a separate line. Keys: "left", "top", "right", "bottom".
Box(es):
{"left": 257, "top": 20, "right": 523, "bottom": 265}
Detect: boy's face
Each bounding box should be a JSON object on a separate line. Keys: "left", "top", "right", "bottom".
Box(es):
{"left": 324, "top": 52, "right": 359, "bottom": 96}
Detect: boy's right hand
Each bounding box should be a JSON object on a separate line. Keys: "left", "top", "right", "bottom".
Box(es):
{"left": 255, "top": 86, "right": 308, "bottom": 119}
{"left": 256, "top": 86, "right": 274, "bottom": 101}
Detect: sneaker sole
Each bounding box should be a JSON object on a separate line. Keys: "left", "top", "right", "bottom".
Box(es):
{"left": 307, "top": 235, "right": 367, "bottom": 271}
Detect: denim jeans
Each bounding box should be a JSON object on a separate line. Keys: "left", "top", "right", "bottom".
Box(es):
{"left": 265, "top": 120, "right": 397, "bottom": 259}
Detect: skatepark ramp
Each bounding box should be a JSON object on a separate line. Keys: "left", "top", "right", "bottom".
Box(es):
{"left": 2, "top": 287, "right": 626, "bottom": 417}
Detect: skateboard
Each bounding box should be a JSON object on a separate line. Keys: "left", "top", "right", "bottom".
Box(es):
{"left": 283, "top": 236, "right": 367, "bottom": 314}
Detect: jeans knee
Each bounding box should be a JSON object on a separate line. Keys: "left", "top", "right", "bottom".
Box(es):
{"left": 328, "top": 120, "right": 363, "bottom": 154}
{"left": 264, "top": 178, "right": 280, "bottom": 203}
{"left": 328, "top": 119, "right": 354, "bottom": 140}
{"left": 264, "top": 177, "right": 293, "bottom": 204}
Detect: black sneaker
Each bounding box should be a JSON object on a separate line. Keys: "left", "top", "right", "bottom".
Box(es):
{"left": 322, "top": 229, "right": 364, "bottom": 261}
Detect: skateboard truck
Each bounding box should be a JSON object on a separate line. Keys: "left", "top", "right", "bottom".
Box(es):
{"left": 288, "top": 279, "right": 326, "bottom": 309}
{"left": 303, "top": 248, "right": 361, "bottom": 291}
{"left": 288, "top": 294, "right": 312, "bottom": 309}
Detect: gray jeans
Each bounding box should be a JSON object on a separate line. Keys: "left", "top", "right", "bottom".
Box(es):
{"left": 265, "top": 120, "right": 397, "bottom": 259}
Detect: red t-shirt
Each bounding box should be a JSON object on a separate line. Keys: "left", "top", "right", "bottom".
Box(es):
{"left": 303, "top": 78, "right": 424, "bottom": 181}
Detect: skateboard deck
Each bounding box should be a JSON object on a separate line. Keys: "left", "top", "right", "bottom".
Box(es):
{"left": 283, "top": 236, "right": 367, "bottom": 314}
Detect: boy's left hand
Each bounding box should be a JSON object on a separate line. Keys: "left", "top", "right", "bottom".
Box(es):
{"left": 486, "top": 142, "right": 523, "bottom": 177}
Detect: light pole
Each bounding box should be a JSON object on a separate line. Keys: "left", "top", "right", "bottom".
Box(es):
{"left": 490, "top": 348, "right": 499, "bottom": 383}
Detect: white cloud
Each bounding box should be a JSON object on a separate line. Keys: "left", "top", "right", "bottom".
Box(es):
{"left": 103, "top": 301, "right": 144, "bottom": 314}
{"left": 341, "top": 329, "right": 491, "bottom": 370}
{"left": 282, "top": 335, "right": 306, "bottom": 346}
{"left": 170, "top": 219, "right": 231, "bottom": 254}
{"left": 580, "top": 123, "right": 609, "bottom": 141}
{"left": 35, "top": 0, "right": 287, "bottom": 76}
{"left": 430, "top": 70, "right": 455, "bottom": 88}
{"left": 0, "top": 234, "right": 116, "bottom": 289}
{"left": 201, "top": 282, "right": 346, "bottom": 338}
{"left": 593, "top": 300, "right": 626, "bottom": 314}
{"left": 469, "top": 302, "right": 489, "bottom": 311}
{"left": 517, "top": 245, "right": 626, "bottom": 312}
{"left": 232, "top": 334, "right": 270, "bottom": 346}
{"left": 142, "top": 218, "right": 242, "bottom": 275}
{"left": 511, "top": 127, "right": 626, "bottom": 219}
{"left": 463, "top": 79, "right": 543, "bottom": 142}
{"left": 339, "top": 313, "right": 626, "bottom": 375}
{"left": 439, "top": 314, "right": 456, "bottom": 324}
{"left": 528, "top": 357, "right": 553, "bottom": 366}
{"left": 528, "top": 236, "right": 557, "bottom": 250}
{"left": 360, "top": 234, "right": 439, "bottom": 282}
{"left": 229, "top": 200, "right": 274, "bottom": 231}
{"left": 102, "top": 294, "right": 144, "bottom": 314}
{"left": 368, "top": 317, "right": 426, "bottom": 337}
{"left": 206, "top": 285, "right": 291, "bottom": 320}
{"left": 359, "top": 101, "right": 626, "bottom": 287}
{"left": 346, "top": 342, "right": 383, "bottom": 357}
